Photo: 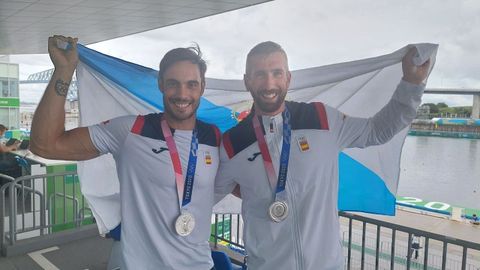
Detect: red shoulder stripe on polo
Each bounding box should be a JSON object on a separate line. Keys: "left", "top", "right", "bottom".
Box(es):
{"left": 314, "top": 102, "right": 329, "bottom": 130}
{"left": 213, "top": 125, "right": 221, "bottom": 147}
{"left": 131, "top": 115, "right": 145, "bottom": 134}
{"left": 222, "top": 132, "right": 234, "bottom": 159}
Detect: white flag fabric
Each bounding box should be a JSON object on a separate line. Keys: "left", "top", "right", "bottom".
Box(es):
{"left": 76, "top": 44, "right": 437, "bottom": 233}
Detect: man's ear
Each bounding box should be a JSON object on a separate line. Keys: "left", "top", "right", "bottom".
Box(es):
{"left": 200, "top": 80, "right": 205, "bottom": 96}
{"left": 286, "top": 70, "right": 291, "bottom": 89}
{"left": 158, "top": 78, "right": 164, "bottom": 93}
{"left": 243, "top": 73, "right": 250, "bottom": 93}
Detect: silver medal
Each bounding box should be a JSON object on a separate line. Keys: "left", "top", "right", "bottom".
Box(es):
{"left": 175, "top": 211, "right": 195, "bottom": 236}
{"left": 269, "top": 201, "right": 288, "bottom": 222}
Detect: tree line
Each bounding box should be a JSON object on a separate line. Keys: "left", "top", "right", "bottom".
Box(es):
{"left": 421, "top": 103, "right": 472, "bottom": 117}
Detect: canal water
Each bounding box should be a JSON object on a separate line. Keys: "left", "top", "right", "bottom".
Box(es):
{"left": 398, "top": 136, "right": 480, "bottom": 210}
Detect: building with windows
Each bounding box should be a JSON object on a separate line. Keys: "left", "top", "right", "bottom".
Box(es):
{"left": 0, "top": 58, "right": 20, "bottom": 130}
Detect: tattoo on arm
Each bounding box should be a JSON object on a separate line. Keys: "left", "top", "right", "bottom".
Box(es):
{"left": 55, "top": 79, "right": 70, "bottom": 97}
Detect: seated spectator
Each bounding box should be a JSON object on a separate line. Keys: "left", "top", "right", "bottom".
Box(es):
{"left": 472, "top": 214, "right": 479, "bottom": 225}
{"left": 0, "top": 124, "right": 22, "bottom": 180}
{"left": 0, "top": 124, "right": 21, "bottom": 153}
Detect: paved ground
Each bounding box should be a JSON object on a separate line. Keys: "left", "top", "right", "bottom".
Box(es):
{"left": 359, "top": 208, "right": 480, "bottom": 243}
{"left": 1, "top": 208, "right": 478, "bottom": 270}
{"left": 0, "top": 235, "right": 112, "bottom": 270}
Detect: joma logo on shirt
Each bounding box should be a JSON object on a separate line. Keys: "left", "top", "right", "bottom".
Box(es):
{"left": 152, "top": 147, "right": 168, "bottom": 154}
{"left": 247, "top": 152, "right": 261, "bottom": 161}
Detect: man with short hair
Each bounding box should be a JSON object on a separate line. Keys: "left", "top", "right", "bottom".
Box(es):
{"left": 31, "top": 35, "right": 220, "bottom": 269}
{"left": 215, "top": 41, "right": 431, "bottom": 269}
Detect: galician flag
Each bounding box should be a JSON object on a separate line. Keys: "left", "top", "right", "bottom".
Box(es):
{"left": 75, "top": 43, "right": 438, "bottom": 233}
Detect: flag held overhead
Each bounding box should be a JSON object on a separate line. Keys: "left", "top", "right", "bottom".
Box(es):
{"left": 75, "top": 43, "right": 437, "bottom": 233}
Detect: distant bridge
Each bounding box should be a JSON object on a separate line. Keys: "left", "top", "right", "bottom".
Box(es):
{"left": 425, "top": 88, "right": 480, "bottom": 95}
{"left": 424, "top": 88, "right": 480, "bottom": 118}
{"left": 20, "top": 68, "right": 77, "bottom": 101}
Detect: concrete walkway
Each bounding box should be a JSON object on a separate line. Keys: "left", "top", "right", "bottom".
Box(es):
{"left": 360, "top": 208, "right": 480, "bottom": 244}
{"left": 0, "top": 235, "right": 112, "bottom": 270}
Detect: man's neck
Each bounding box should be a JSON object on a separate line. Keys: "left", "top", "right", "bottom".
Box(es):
{"left": 254, "top": 103, "right": 286, "bottom": 117}
{"left": 163, "top": 114, "right": 196, "bottom": 130}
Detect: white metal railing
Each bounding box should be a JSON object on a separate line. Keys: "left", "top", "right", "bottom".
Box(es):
{"left": 0, "top": 171, "right": 93, "bottom": 254}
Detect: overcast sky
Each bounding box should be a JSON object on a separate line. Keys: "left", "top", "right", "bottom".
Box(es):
{"left": 10, "top": 0, "right": 480, "bottom": 106}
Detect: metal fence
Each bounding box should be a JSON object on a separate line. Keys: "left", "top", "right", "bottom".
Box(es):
{"left": 210, "top": 212, "right": 480, "bottom": 270}
{"left": 2, "top": 171, "right": 479, "bottom": 270}
{"left": 211, "top": 213, "right": 245, "bottom": 248}
{"left": 211, "top": 213, "right": 246, "bottom": 266}
{"left": 0, "top": 171, "right": 93, "bottom": 253}
{"left": 340, "top": 212, "right": 480, "bottom": 270}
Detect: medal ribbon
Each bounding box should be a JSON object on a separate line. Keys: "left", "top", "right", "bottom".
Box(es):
{"left": 161, "top": 119, "right": 198, "bottom": 208}
{"left": 252, "top": 108, "right": 292, "bottom": 198}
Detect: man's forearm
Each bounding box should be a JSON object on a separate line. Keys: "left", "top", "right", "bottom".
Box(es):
{"left": 30, "top": 36, "right": 99, "bottom": 161}
{"left": 30, "top": 68, "right": 74, "bottom": 155}
{"left": 366, "top": 80, "right": 424, "bottom": 145}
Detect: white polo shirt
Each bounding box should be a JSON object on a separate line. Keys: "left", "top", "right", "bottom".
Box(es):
{"left": 89, "top": 113, "right": 220, "bottom": 270}
{"left": 215, "top": 80, "right": 424, "bottom": 270}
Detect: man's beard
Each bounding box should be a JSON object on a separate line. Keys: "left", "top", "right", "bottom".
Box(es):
{"left": 163, "top": 97, "right": 199, "bottom": 122}
{"left": 251, "top": 88, "right": 287, "bottom": 114}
